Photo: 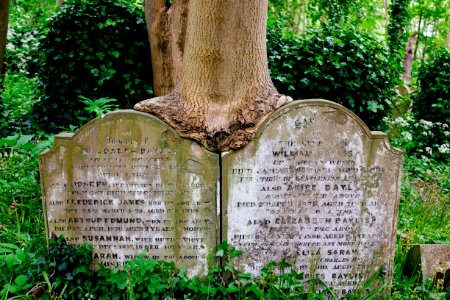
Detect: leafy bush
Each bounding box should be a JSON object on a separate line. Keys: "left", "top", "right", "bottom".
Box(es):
{"left": 0, "top": 73, "right": 43, "bottom": 135}
{"left": 1, "top": 3, "right": 48, "bottom": 136}
{"left": 32, "top": 0, "right": 153, "bottom": 131}
{"left": 385, "top": 113, "right": 449, "bottom": 162}
{"left": 5, "top": 5, "right": 45, "bottom": 76}
{"left": 0, "top": 134, "right": 53, "bottom": 298}
{"left": 0, "top": 134, "right": 52, "bottom": 245}
{"left": 268, "top": 23, "right": 400, "bottom": 130}
{"left": 0, "top": 235, "right": 94, "bottom": 299}
{"left": 412, "top": 47, "right": 450, "bottom": 125}
{"left": 387, "top": 0, "right": 411, "bottom": 60}
{"left": 1, "top": 238, "right": 331, "bottom": 299}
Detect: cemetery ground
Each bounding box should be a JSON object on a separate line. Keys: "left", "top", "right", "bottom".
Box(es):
{"left": 0, "top": 96, "right": 449, "bottom": 299}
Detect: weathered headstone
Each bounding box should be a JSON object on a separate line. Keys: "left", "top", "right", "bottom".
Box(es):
{"left": 404, "top": 244, "right": 450, "bottom": 290}
{"left": 40, "top": 99, "right": 404, "bottom": 291}
{"left": 222, "top": 100, "right": 403, "bottom": 295}
{"left": 39, "top": 110, "right": 219, "bottom": 276}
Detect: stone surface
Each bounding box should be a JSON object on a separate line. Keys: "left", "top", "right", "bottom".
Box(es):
{"left": 222, "top": 99, "right": 403, "bottom": 296}
{"left": 404, "top": 244, "right": 450, "bottom": 289}
{"left": 39, "top": 110, "right": 219, "bottom": 276}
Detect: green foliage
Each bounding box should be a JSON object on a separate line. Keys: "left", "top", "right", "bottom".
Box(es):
{"left": 387, "top": 0, "right": 412, "bottom": 60}
{"left": 0, "top": 72, "right": 43, "bottom": 135}
{"left": 391, "top": 157, "right": 450, "bottom": 299}
{"left": 0, "top": 134, "right": 52, "bottom": 299}
{"left": 0, "top": 242, "right": 43, "bottom": 298}
{"left": 92, "top": 241, "right": 315, "bottom": 299}
{"left": 268, "top": 23, "right": 400, "bottom": 129}
{"left": 5, "top": 5, "right": 45, "bottom": 76}
{"left": 0, "top": 235, "right": 95, "bottom": 299}
{"left": 412, "top": 47, "right": 450, "bottom": 125}
{"left": 385, "top": 113, "right": 449, "bottom": 162}
{"left": 78, "top": 96, "right": 120, "bottom": 123}
{"left": 397, "top": 158, "right": 450, "bottom": 244}
{"left": 0, "top": 134, "right": 52, "bottom": 247}
{"left": 32, "top": 0, "right": 153, "bottom": 131}
{"left": 44, "top": 235, "right": 95, "bottom": 299}
{"left": 3, "top": 235, "right": 448, "bottom": 299}
{"left": 1, "top": 2, "right": 49, "bottom": 136}
{"left": 318, "top": 0, "right": 364, "bottom": 24}
{"left": 9, "top": 0, "right": 56, "bottom": 26}
{"left": 410, "top": 0, "right": 450, "bottom": 57}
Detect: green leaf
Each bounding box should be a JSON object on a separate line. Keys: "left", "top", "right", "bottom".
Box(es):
{"left": 0, "top": 135, "right": 19, "bottom": 147}
{"left": 230, "top": 249, "right": 242, "bottom": 258}
{"left": 91, "top": 68, "right": 99, "bottom": 77}
{"left": 112, "top": 50, "right": 121, "bottom": 58}
{"left": 31, "top": 139, "right": 54, "bottom": 156}
{"left": 16, "top": 135, "right": 34, "bottom": 148}
{"left": 5, "top": 254, "right": 21, "bottom": 267}
{"left": 16, "top": 250, "right": 27, "bottom": 261}
{"left": 14, "top": 274, "right": 28, "bottom": 287}
{"left": 96, "top": 52, "right": 106, "bottom": 60}
{"left": 0, "top": 243, "right": 19, "bottom": 253}
{"left": 215, "top": 249, "right": 224, "bottom": 257}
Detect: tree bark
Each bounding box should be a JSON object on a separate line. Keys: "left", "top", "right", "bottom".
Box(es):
{"left": 384, "top": 0, "right": 389, "bottom": 30}
{"left": 414, "top": 10, "right": 422, "bottom": 59}
{"left": 136, "top": 0, "right": 291, "bottom": 152}
{"left": 400, "top": 32, "right": 418, "bottom": 83}
{"left": 0, "top": 0, "right": 9, "bottom": 85}
{"left": 144, "top": 0, "right": 188, "bottom": 96}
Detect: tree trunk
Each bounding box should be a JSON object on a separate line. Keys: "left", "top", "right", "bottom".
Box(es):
{"left": 414, "top": 10, "right": 422, "bottom": 59}
{"left": 136, "top": 0, "right": 291, "bottom": 152}
{"left": 0, "top": 0, "right": 9, "bottom": 85}
{"left": 384, "top": 0, "right": 389, "bottom": 30}
{"left": 56, "top": 0, "right": 64, "bottom": 7}
{"left": 144, "top": 0, "right": 188, "bottom": 96}
{"left": 400, "top": 32, "right": 418, "bottom": 83}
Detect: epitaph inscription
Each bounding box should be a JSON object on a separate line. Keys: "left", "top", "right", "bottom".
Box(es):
{"left": 223, "top": 100, "right": 403, "bottom": 295}
{"left": 40, "top": 110, "right": 219, "bottom": 276}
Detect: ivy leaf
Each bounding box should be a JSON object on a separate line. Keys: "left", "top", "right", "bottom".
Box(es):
{"left": 215, "top": 249, "right": 225, "bottom": 257}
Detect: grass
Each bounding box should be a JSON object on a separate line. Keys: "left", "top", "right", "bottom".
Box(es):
{"left": 397, "top": 158, "right": 449, "bottom": 245}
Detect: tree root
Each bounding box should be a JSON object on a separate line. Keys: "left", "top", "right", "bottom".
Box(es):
{"left": 134, "top": 90, "right": 292, "bottom": 152}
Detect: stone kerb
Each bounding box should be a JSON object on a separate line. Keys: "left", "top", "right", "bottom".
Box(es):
{"left": 222, "top": 99, "right": 404, "bottom": 296}
{"left": 39, "top": 110, "right": 219, "bottom": 277}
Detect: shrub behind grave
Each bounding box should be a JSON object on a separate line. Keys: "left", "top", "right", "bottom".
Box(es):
{"left": 32, "top": 0, "right": 152, "bottom": 130}
{"left": 412, "top": 47, "right": 450, "bottom": 125}
{"left": 267, "top": 23, "right": 400, "bottom": 130}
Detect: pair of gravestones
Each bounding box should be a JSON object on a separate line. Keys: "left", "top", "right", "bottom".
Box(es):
{"left": 40, "top": 99, "right": 403, "bottom": 296}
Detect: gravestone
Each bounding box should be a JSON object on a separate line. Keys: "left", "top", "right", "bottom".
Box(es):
{"left": 40, "top": 99, "right": 404, "bottom": 291}
{"left": 222, "top": 100, "right": 403, "bottom": 295}
{"left": 39, "top": 110, "right": 219, "bottom": 276}
{"left": 404, "top": 244, "right": 450, "bottom": 290}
